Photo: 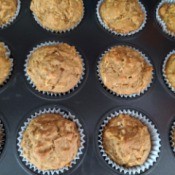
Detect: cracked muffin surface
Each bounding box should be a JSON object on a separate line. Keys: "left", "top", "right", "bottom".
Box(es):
{"left": 21, "top": 113, "right": 80, "bottom": 171}
{"left": 99, "top": 46, "right": 153, "bottom": 95}
{"left": 30, "top": 0, "right": 84, "bottom": 32}
{"left": 159, "top": 3, "right": 175, "bottom": 34}
{"left": 27, "top": 43, "right": 83, "bottom": 93}
{"left": 0, "top": 0, "right": 18, "bottom": 26}
{"left": 103, "top": 114, "right": 151, "bottom": 167}
{"left": 0, "top": 42, "right": 12, "bottom": 85}
{"left": 99, "top": 0, "right": 145, "bottom": 34}
{"left": 165, "top": 53, "right": 175, "bottom": 88}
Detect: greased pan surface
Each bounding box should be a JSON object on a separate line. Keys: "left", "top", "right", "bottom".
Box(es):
{"left": 0, "top": 0, "right": 175, "bottom": 175}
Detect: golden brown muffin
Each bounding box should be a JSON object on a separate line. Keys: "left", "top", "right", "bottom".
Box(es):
{"left": 171, "top": 127, "right": 175, "bottom": 148}
{"left": 103, "top": 114, "right": 151, "bottom": 167}
{"left": 27, "top": 43, "right": 83, "bottom": 93}
{"left": 165, "top": 54, "right": 175, "bottom": 88}
{"left": 21, "top": 113, "right": 80, "bottom": 171}
{"left": 0, "top": 42, "right": 12, "bottom": 85}
{"left": 0, "top": 0, "right": 18, "bottom": 26}
{"left": 99, "top": 46, "right": 153, "bottom": 95}
{"left": 30, "top": 0, "right": 84, "bottom": 32}
{"left": 99, "top": 0, "right": 145, "bottom": 34}
{"left": 159, "top": 3, "right": 175, "bottom": 34}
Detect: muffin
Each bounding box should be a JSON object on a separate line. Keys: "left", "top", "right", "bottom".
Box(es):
{"left": 164, "top": 53, "right": 175, "bottom": 88}
{"left": 99, "top": 46, "right": 153, "bottom": 95}
{"left": 158, "top": 3, "right": 175, "bottom": 35}
{"left": 0, "top": 0, "right": 18, "bottom": 27}
{"left": 30, "top": 0, "right": 84, "bottom": 32}
{"left": 26, "top": 43, "right": 83, "bottom": 94}
{"left": 99, "top": 0, "right": 145, "bottom": 34}
{"left": 21, "top": 113, "right": 80, "bottom": 171}
{"left": 103, "top": 114, "right": 151, "bottom": 167}
{"left": 171, "top": 126, "right": 175, "bottom": 149}
{"left": 0, "top": 42, "right": 12, "bottom": 86}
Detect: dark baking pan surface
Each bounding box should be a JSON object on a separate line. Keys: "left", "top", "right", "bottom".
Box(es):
{"left": 0, "top": 0, "right": 175, "bottom": 175}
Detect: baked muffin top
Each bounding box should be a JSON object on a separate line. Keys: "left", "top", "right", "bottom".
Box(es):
{"left": 30, "top": 0, "right": 84, "bottom": 32}
{"left": 0, "top": 0, "right": 18, "bottom": 26}
{"left": 99, "top": 0, "right": 145, "bottom": 34}
{"left": 99, "top": 46, "right": 153, "bottom": 95}
{"left": 103, "top": 114, "right": 151, "bottom": 167}
{"left": 159, "top": 3, "right": 175, "bottom": 34}
{"left": 21, "top": 113, "right": 80, "bottom": 171}
{"left": 27, "top": 43, "right": 83, "bottom": 93}
{"left": 165, "top": 54, "right": 175, "bottom": 88}
{"left": 0, "top": 42, "right": 12, "bottom": 85}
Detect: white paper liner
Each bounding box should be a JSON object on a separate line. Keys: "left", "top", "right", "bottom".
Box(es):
{"left": 0, "top": 43, "right": 13, "bottom": 87}
{"left": 0, "top": 120, "right": 5, "bottom": 155}
{"left": 31, "top": 1, "right": 85, "bottom": 33}
{"left": 162, "top": 50, "right": 175, "bottom": 93}
{"left": 98, "top": 109, "right": 161, "bottom": 175}
{"left": 156, "top": 0, "right": 175, "bottom": 37}
{"left": 24, "top": 41, "right": 85, "bottom": 97}
{"left": 97, "top": 45, "right": 154, "bottom": 98}
{"left": 170, "top": 121, "right": 175, "bottom": 153}
{"left": 0, "top": 0, "right": 21, "bottom": 29}
{"left": 96, "top": 0, "right": 147, "bottom": 36}
{"left": 17, "top": 107, "right": 85, "bottom": 175}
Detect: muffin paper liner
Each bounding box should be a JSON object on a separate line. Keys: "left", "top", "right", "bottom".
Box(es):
{"left": 0, "top": 0, "right": 21, "bottom": 29}
{"left": 170, "top": 121, "right": 175, "bottom": 153}
{"left": 96, "top": 0, "right": 147, "bottom": 36}
{"left": 156, "top": 0, "right": 175, "bottom": 37}
{"left": 24, "top": 41, "right": 85, "bottom": 97}
{"left": 97, "top": 45, "right": 154, "bottom": 98}
{"left": 17, "top": 107, "right": 86, "bottom": 175}
{"left": 31, "top": 2, "right": 85, "bottom": 33}
{"left": 0, "top": 120, "right": 5, "bottom": 155}
{"left": 0, "top": 43, "right": 13, "bottom": 87}
{"left": 162, "top": 50, "right": 175, "bottom": 93}
{"left": 98, "top": 109, "right": 161, "bottom": 175}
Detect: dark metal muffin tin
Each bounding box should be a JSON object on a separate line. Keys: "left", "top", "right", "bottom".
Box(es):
{"left": 0, "top": 0, "right": 175, "bottom": 175}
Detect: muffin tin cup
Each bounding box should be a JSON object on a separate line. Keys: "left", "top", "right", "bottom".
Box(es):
{"left": 97, "top": 45, "right": 154, "bottom": 98}
{"left": 156, "top": 0, "right": 175, "bottom": 38}
{"left": 17, "top": 106, "right": 86, "bottom": 175}
{"left": 24, "top": 41, "right": 86, "bottom": 97}
{"left": 96, "top": 0, "right": 147, "bottom": 36}
{"left": 162, "top": 50, "right": 175, "bottom": 94}
{"left": 0, "top": 120, "right": 5, "bottom": 156}
{"left": 98, "top": 109, "right": 161, "bottom": 175}
{"left": 31, "top": 2, "right": 85, "bottom": 33}
{"left": 0, "top": 43, "right": 14, "bottom": 87}
{"left": 0, "top": 0, "right": 21, "bottom": 29}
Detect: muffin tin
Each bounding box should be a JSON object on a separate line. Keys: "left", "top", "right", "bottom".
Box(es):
{"left": 0, "top": 0, "right": 175, "bottom": 175}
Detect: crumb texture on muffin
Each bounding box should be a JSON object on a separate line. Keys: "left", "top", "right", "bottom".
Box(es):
{"left": 0, "top": 42, "right": 12, "bottom": 85}
{"left": 103, "top": 114, "right": 151, "bottom": 167}
{"left": 21, "top": 113, "right": 80, "bottom": 171}
{"left": 27, "top": 43, "right": 83, "bottom": 93}
{"left": 99, "top": 46, "right": 153, "bottom": 95}
{"left": 99, "top": 0, "right": 145, "bottom": 34}
{"left": 159, "top": 3, "right": 175, "bottom": 34}
{"left": 165, "top": 54, "right": 175, "bottom": 88}
{"left": 0, "top": 0, "right": 17, "bottom": 26}
{"left": 30, "top": 0, "right": 84, "bottom": 32}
